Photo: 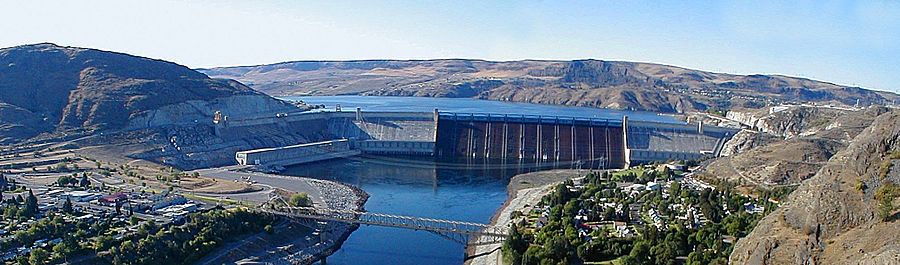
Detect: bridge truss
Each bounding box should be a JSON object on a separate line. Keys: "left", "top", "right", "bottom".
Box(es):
{"left": 266, "top": 206, "right": 508, "bottom": 246}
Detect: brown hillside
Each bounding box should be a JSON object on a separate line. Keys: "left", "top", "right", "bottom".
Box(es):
{"left": 201, "top": 59, "right": 899, "bottom": 113}
{"left": 730, "top": 110, "right": 900, "bottom": 264}
{"left": 0, "top": 43, "right": 291, "bottom": 143}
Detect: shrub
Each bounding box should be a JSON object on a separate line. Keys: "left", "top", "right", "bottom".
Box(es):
{"left": 876, "top": 182, "right": 899, "bottom": 221}
{"left": 856, "top": 180, "right": 867, "bottom": 192}
{"left": 288, "top": 193, "right": 311, "bottom": 207}
{"left": 878, "top": 161, "right": 894, "bottom": 180}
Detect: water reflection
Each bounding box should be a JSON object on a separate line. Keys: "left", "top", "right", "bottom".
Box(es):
{"left": 283, "top": 156, "right": 536, "bottom": 265}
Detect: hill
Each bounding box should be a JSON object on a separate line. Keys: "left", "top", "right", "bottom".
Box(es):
{"left": 705, "top": 106, "right": 890, "bottom": 187}
{"left": 730, "top": 110, "right": 900, "bottom": 264}
{"left": 0, "top": 43, "right": 297, "bottom": 144}
{"left": 201, "top": 60, "right": 899, "bottom": 113}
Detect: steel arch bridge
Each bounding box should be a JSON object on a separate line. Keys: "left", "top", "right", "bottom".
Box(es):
{"left": 265, "top": 206, "right": 508, "bottom": 246}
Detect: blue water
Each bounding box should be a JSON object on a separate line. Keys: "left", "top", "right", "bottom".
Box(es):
{"left": 283, "top": 156, "right": 520, "bottom": 265}
{"left": 281, "top": 95, "right": 679, "bottom": 124}
{"left": 279, "top": 96, "right": 674, "bottom": 264}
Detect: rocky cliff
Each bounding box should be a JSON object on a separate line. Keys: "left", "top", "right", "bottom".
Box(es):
{"left": 726, "top": 106, "right": 863, "bottom": 138}
{"left": 729, "top": 110, "right": 900, "bottom": 264}
{"left": 0, "top": 43, "right": 297, "bottom": 144}
{"left": 201, "top": 59, "right": 899, "bottom": 114}
{"left": 707, "top": 107, "right": 889, "bottom": 187}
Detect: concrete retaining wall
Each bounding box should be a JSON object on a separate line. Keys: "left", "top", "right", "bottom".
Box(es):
{"left": 235, "top": 139, "right": 359, "bottom": 166}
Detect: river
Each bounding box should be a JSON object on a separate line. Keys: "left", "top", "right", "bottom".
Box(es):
{"left": 278, "top": 96, "right": 677, "bottom": 264}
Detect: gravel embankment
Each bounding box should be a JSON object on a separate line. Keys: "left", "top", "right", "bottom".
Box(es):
{"left": 190, "top": 166, "right": 369, "bottom": 264}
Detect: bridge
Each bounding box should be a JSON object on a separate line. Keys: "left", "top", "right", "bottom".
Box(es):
{"left": 264, "top": 206, "right": 508, "bottom": 246}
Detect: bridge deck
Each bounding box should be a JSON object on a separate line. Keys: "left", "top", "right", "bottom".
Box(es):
{"left": 267, "top": 206, "right": 508, "bottom": 245}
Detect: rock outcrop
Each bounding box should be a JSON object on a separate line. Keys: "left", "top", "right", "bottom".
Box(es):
{"left": 729, "top": 110, "right": 900, "bottom": 264}
{"left": 708, "top": 107, "right": 889, "bottom": 187}
{"left": 718, "top": 130, "right": 779, "bottom": 157}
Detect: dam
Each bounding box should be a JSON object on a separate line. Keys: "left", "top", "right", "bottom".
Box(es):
{"left": 232, "top": 96, "right": 739, "bottom": 265}
{"left": 229, "top": 107, "right": 737, "bottom": 168}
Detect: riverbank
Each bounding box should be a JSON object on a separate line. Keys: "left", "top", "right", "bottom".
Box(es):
{"left": 189, "top": 166, "right": 369, "bottom": 264}
{"left": 466, "top": 169, "right": 594, "bottom": 265}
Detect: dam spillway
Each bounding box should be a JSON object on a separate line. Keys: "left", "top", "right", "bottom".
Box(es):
{"left": 434, "top": 113, "right": 626, "bottom": 168}
{"left": 227, "top": 109, "right": 738, "bottom": 168}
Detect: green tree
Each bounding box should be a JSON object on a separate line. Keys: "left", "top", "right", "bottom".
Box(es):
{"left": 79, "top": 174, "right": 91, "bottom": 188}
{"left": 876, "top": 182, "right": 899, "bottom": 221}
{"left": 51, "top": 240, "right": 77, "bottom": 261}
{"left": 28, "top": 248, "right": 49, "bottom": 265}
{"left": 623, "top": 241, "right": 652, "bottom": 265}
{"left": 130, "top": 215, "right": 140, "bottom": 225}
{"left": 288, "top": 193, "right": 311, "bottom": 207}
{"left": 94, "top": 235, "right": 116, "bottom": 252}
{"left": 56, "top": 175, "right": 75, "bottom": 187}
{"left": 502, "top": 223, "right": 528, "bottom": 264}
{"left": 62, "top": 197, "right": 74, "bottom": 213}
{"left": 22, "top": 190, "right": 38, "bottom": 218}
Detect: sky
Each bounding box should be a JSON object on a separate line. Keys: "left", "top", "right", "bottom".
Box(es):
{"left": 2, "top": 0, "right": 899, "bottom": 92}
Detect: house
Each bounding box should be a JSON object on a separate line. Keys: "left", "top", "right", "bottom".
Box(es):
{"left": 151, "top": 195, "right": 187, "bottom": 211}
{"left": 614, "top": 222, "right": 633, "bottom": 237}
{"left": 665, "top": 163, "right": 686, "bottom": 172}
{"left": 536, "top": 215, "right": 548, "bottom": 229}
{"left": 99, "top": 192, "right": 129, "bottom": 204}
{"left": 744, "top": 202, "right": 765, "bottom": 214}
{"left": 63, "top": 191, "right": 101, "bottom": 202}
{"left": 75, "top": 214, "right": 96, "bottom": 221}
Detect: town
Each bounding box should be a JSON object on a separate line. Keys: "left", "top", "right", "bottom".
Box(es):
{"left": 501, "top": 162, "right": 787, "bottom": 265}
{"left": 0, "top": 160, "right": 305, "bottom": 265}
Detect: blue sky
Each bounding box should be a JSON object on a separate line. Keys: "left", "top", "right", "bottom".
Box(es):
{"left": 2, "top": 0, "right": 899, "bottom": 92}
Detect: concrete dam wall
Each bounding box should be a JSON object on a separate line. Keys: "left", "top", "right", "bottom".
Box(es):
{"left": 434, "top": 113, "right": 626, "bottom": 169}
{"left": 626, "top": 120, "right": 737, "bottom": 164}
{"left": 224, "top": 110, "right": 736, "bottom": 168}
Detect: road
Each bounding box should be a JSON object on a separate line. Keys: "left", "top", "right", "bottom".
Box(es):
{"left": 189, "top": 166, "right": 327, "bottom": 206}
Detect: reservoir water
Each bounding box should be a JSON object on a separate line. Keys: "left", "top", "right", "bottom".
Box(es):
{"left": 282, "top": 95, "right": 678, "bottom": 123}
{"left": 279, "top": 96, "right": 678, "bottom": 264}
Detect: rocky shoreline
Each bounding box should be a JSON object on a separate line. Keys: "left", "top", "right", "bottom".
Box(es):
{"left": 296, "top": 180, "right": 369, "bottom": 264}
{"left": 189, "top": 166, "right": 369, "bottom": 265}
{"left": 466, "top": 169, "right": 593, "bottom": 265}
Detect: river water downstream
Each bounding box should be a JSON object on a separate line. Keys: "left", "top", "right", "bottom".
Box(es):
{"left": 279, "top": 96, "right": 677, "bottom": 264}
